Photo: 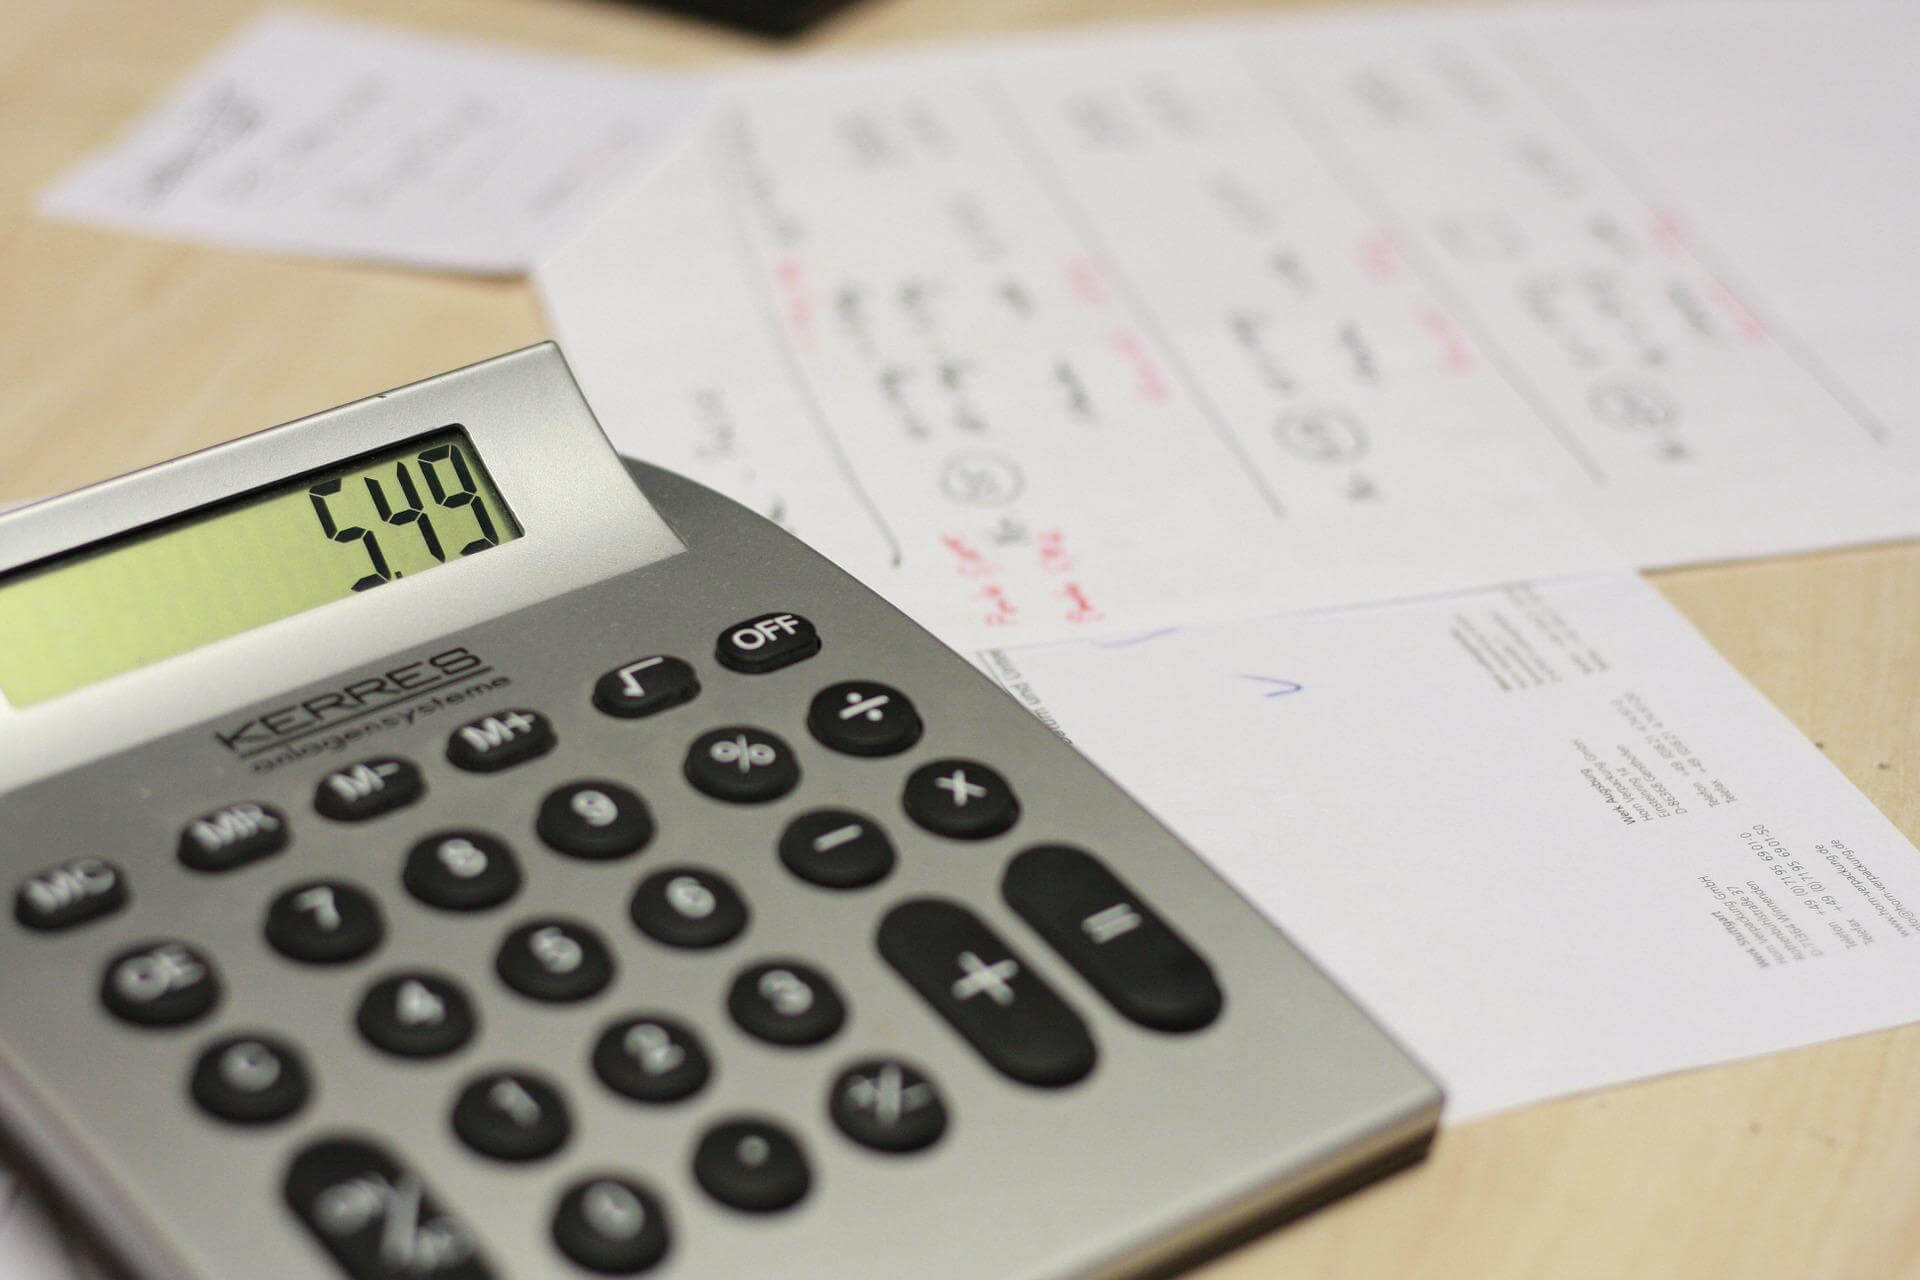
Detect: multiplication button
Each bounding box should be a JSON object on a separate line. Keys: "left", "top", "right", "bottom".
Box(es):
{"left": 714, "top": 612, "right": 819, "bottom": 675}
{"left": 593, "top": 655, "right": 700, "bottom": 719}
{"left": 314, "top": 756, "right": 423, "bottom": 822}
{"left": 902, "top": 759, "right": 1019, "bottom": 840}
{"left": 177, "top": 803, "right": 287, "bottom": 872}
{"left": 807, "top": 681, "right": 922, "bottom": 757}
{"left": 446, "top": 709, "right": 555, "bottom": 773}
{"left": 15, "top": 858, "right": 127, "bottom": 932}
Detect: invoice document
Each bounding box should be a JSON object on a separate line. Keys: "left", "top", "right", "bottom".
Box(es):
{"left": 39, "top": 10, "right": 706, "bottom": 273}
{"left": 541, "top": 0, "right": 1920, "bottom": 650}
{"left": 988, "top": 571, "right": 1920, "bottom": 1119}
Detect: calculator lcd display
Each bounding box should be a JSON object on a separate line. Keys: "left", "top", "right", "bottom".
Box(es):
{"left": 0, "top": 428, "right": 520, "bottom": 708}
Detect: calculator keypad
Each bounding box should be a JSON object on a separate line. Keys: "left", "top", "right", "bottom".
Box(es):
{"left": 357, "top": 972, "right": 477, "bottom": 1059}
{"left": 285, "top": 1138, "right": 492, "bottom": 1279}
{"left": 190, "top": 1033, "right": 310, "bottom": 1125}
{"left": 902, "top": 759, "right": 1021, "bottom": 840}
{"left": 828, "top": 1059, "right": 948, "bottom": 1154}
{"left": 592, "top": 1015, "right": 712, "bottom": 1105}
{"left": 683, "top": 726, "right": 800, "bottom": 803}
{"left": 176, "top": 803, "right": 288, "bottom": 873}
{"left": 713, "top": 611, "right": 820, "bottom": 674}
{"left": 806, "top": 681, "right": 922, "bottom": 757}
{"left": 14, "top": 857, "right": 128, "bottom": 931}
{"left": 100, "top": 940, "right": 221, "bottom": 1027}
{"left": 628, "top": 867, "right": 749, "bottom": 949}
{"left": 265, "top": 881, "right": 385, "bottom": 965}
{"left": 445, "top": 709, "right": 556, "bottom": 774}
{"left": 727, "top": 960, "right": 846, "bottom": 1046}
{"left": 691, "top": 1118, "right": 811, "bottom": 1213}
{"left": 403, "top": 832, "right": 523, "bottom": 913}
{"left": 451, "top": 1070, "right": 572, "bottom": 1162}
{"left": 496, "top": 919, "right": 615, "bottom": 1003}
{"left": 551, "top": 1176, "right": 672, "bottom": 1274}
{"left": 313, "top": 756, "right": 424, "bottom": 822}
{"left": 536, "top": 781, "right": 653, "bottom": 860}
{"left": 592, "top": 655, "right": 700, "bottom": 719}
{"left": 777, "top": 810, "right": 896, "bottom": 889}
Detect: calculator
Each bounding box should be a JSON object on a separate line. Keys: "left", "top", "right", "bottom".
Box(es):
{"left": 0, "top": 345, "right": 1440, "bottom": 1280}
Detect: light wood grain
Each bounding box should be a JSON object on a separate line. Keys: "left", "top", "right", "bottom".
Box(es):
{"left": 4, "top": 2, "right": 1917, "bottom": 1276}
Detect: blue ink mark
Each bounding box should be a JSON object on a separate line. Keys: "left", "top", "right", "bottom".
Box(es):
{"left": 1092, "top": 627, "right": 1181, "bottom": 649}
{"left": 1238, "top": 674, "right": 1304, "bottom": 698}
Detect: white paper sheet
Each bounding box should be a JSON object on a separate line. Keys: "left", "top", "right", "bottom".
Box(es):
{"left": 539, "top": 1, "right": 1920, "bottom": 650}
{"left": 987, "top": 572, "right": 1920, "bottom": 1119}
{"left": 38, "top": 10, "right": 707, "bottom": 274}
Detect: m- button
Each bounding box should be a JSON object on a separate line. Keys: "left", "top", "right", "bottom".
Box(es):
{"left": 313, "top": 756, "right": 424, "bottom": 822}
{"left": 715, "top": 612, "right": 820, "bottom": 675}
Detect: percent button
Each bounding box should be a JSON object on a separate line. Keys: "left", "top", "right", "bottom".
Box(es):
{"left": 807, "top": 681, "right": 922, "bottom": 757}
{"left": 685, "top": 727, "right": 801, "bottom": 804}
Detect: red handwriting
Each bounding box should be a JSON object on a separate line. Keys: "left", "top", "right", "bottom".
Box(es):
{"left": 978, "top": 583, "right": 1019, "bottom": 627}
{"left": 1703, "top": 278, "right": 1769, "bottom": 344}
{"left": 939, "top": 533, "right": 997, "bottom": 578}
{"left": 1109, "top": 329, "right": 1171, "bottom": 404}
{"left": 1036, "top": 528, "right": 1075, "bottom": 573}
{"left": 1061, "top": 581, "right": 1104, "bottom": 625}
{"left": 1418, "top": 305, "right": 1476, "bottom": 374}
{"left": 1064, "top": 255, "right": 1110, "bottom": 308}
{"left": 1358, "top": 230, "right": 1403, "bottom": 284}
{"left": 774, "top": 257, "right": 816, "bottom": 348}
{"left": 1647, "top": 209, "right": 1688, "bottom": 259}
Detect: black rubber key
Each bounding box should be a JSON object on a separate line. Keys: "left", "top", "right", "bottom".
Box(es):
{"left": 177, "top": 803, "right": 287, "bottom": 872}
{"left": 630, "top": 868, "right": 748, "bottom": 949}
{"left": 593, "top": 656, "right": 700, "bottom": 719}
{"left": 828, "top": 1058, "right": 947, "bottom": 1154}
{"left": 807, "top": 681, "right": 922, "bottom": 757}
{"left": 313, "top": 757, "right": 424, "bottom": 822}
{"left": 496, "top": 919, "right": 614, "bottom": 1003}
{"left": 446, "top": 709, "right": 555, "bottom": 773}
{"left": 286, "top": 1137, "right": 492, "bottom": 1278}
{"left": 357, "top": 972, "right": 477, "bottom": 1059}
{"left": 100, "top": 940, "right": 220, "bottom": 1028}
{"left": 15, "top": 858, "right": 128, "bottom": 931}
{"left": 403, "top": 832, "right": 522, "bottom": 913}
{"left": 537, "top": 782, "right": 653, "bottom": 861}
{"left": 778, "top": 810, "right": 895, "bottom": 890}
{"left": 593, "top": 1015, "right": 711, "bottom": 1105}
{"left": 727, "top": 960, "right": 845, "bottom": 1046}
{"left": 901, "top": 759, "right": 1019, "bottom": 840}
{"left": 265, "top": 881, "right": 384, "bottom": 965}
{"left": 1002, "top": 844, "right": 1223, "bottom": 1033}
{"left": 553, "top": 1176, "right": 672, "bottom": 1274}
{"left": 692, "top": 1118, "right": 811, "bottom": 1212}
{"left": 684, "top": 727, "right": 799, "bottom": 804}
{"left": 190, "top": 1033, "right": 310, "bottom": 1125}
{"left": 714, "top": 612, "right": 819, "bottom": 675}
{"left": 877, "top": 898, "right": 1095, "bottom": 1087}
{"left": 451, "top": 1070, "right": 571, "bottom": 1162}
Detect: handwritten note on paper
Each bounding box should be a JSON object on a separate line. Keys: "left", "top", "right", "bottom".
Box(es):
{"left": 39, "top": 11, "right": 707, "bottom": 274}
{"left": 541, "top": 1, "right": 1920, "bottom": 651}
{"left": 988, "top": 572, "right": 1920, "bottom": 1120}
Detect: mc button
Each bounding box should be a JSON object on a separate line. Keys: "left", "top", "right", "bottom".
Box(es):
{"left": 715, "top": 612, "right": 820, "bottom": 675}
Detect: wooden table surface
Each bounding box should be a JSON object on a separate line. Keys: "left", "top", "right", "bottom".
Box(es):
{"left": 5, "top": 1, "right": 1918, "bottom": 1277}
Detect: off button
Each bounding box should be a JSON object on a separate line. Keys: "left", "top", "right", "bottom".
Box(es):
{"left": 715, "top": 612, "right": 820, "bottom": 675}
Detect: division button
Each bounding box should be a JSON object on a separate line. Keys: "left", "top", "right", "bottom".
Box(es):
{"left": 593, "top": 1015, "right": 712, "bottom": 1105}
{"left": 828, "top": 1058, "right": 947, "bottom": 1154}
{"left": 727, "top": 960, "right": 846, "bottom": 1047}
{"left": 100, "top": 940, "right": 221, "bottom": 1028}
{"left": 806, "top": 681, "right": 922, "bottom": 757}
{"left": 593, "top": 656, "right": 700, "bottom": 720}
{"left": 1002, "top": 845, "right": 1223, "bottom": 1033}
{"left": 265, "top": 881, "right": 385, "bottom": 965}
{"left": 357, "top": 972, "right": 477, "bottom": 1059}
{"left": 692, "top": 1118, "right": 811, "bottom": 1213}
{"left": 877, "top": 898, "right": 1095, "bottom": 1088}
{"left": 177, "top": 803, "right": 288, "bottom": 873}
{"left": 902, "top": 759, "right": 1020, "bottom": 841}
{"left": 714, "top": 612, "right": 820, "bottom": 675}
{"left": 404, "top": 831, "right": 522, "bottom": 912}
{"left": 452, "top": 1069, "right": 572, "bottom": 1162}
{"left": 536, "top": 781, "right": 654, "bottom": 861}
{"left": 630, "top": 868, "right": 748, "bottom": 950}
{"left": 496, "top": 918, "right": 614, "bottom": 1003}
{"left": 190, "top": 1033, "right": 310, "bottom": 1125}
{"left": 314, "top": 756, "right": 424, "bottom": 823}
{"left": 778, "top": 810, "right": 896, "bottom": 890}
{"left": 15, "top": 857, "right": 128, "bottom": 932}
{"left": 553, "top": 1176, "right": 672, "bottom": 1275}
{"left": 446, "top": 709, "right": 556, "bottom": 773}
{"left": 285, "top": 1137, "right": 492, "bottom": 1279}
{"left": 684, "top": 727, "right": 799, "bottom": 804}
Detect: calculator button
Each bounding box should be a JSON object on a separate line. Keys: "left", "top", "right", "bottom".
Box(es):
{"left": 778, "top": 810, "right": 896, "bottom": 890}
{"left": 877, "top": 899, "right": 1095, "bottom": 1087}
{"left": 452, "top": 1069, "right": 571, "bottom": 1162}
{"left": 593, "top": 656, "right": 700, "bottom": 719}
{"left": 190, "top": 1033, "right": 310, "bottom": 1125}
{"left": 692, "top": 1118, "right": 811, "bottom": 1213}
{"left": 728, "top": 960, "right": 846, "bottom": 1046}
{"left": 593, "top": 1015, "right": 712, "bottom": 1104}
{"left": 807, "top": 681, "right": 923, "bottom": 757}
{"left": 357, "top": 973, "right": 477, "bottom": 1059}
{"left": 902, "top": 760, "right": 1020, "bottom": 840}
{"left": 496, "top": 919, "right": 614, "bottom": 1003}
{"left": 537, "top": 781, "right": 654, "bottom": 860}
{"left": 176, "top": 803, "right": 288, "bottom": 873}
{"left": 266, "top": 881, "right": 385, "bottom": 965}
{"left": 404, "top": 831, "right": 522, "bottom": 912}
{"left": 829, "top": 1059, "right": 948, "bottom": 1154}
{"left": 714, "top": 612, "right": 820, "bottom": 675}
{"left": 630, "top": 868, "right": 749, "bottom": 949}
{"left": 14, "top": 858, "right": 128, "bottom": 932}
{"left": 445, "top": 709, "right": 555, "bottom": 773}
{"left": 1003, "top": 845, "right": 1223, "bottom": 1033}
{"left": 553, "top": 1176, "right": 672, "bottom": 1274}
{"left": 100, "top": 940, "right": 221, "bottom": 1028}
{"left": 286, "top": 1138, "right": 492, "bottom": 1280}
{"left": 684, "top": 727, "right": 800, "bottom": 804}
{"left": 314, "top": 756, "right": 424, "bottom": 822}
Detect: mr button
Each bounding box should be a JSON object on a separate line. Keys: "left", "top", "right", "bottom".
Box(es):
{"left": 715, "top": 612, "right": 819, "bottom": 675}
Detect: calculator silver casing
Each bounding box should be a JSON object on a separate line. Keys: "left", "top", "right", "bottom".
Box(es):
{"left": 0, "top": 345, "right": 1440, "bottom": 1280}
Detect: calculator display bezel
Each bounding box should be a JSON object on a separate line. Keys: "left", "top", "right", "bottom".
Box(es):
{"left": 0, "top": 344, "right": 684, "bottom": 789}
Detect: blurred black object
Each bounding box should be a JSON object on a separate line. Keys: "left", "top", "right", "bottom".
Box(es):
{"left": 626, "top": 0, "right": 868, "bottom": 36}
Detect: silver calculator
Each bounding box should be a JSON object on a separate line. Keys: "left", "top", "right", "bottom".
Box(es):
{"left": 0, "top": 345, "right": 1439, "bottom": 1280}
